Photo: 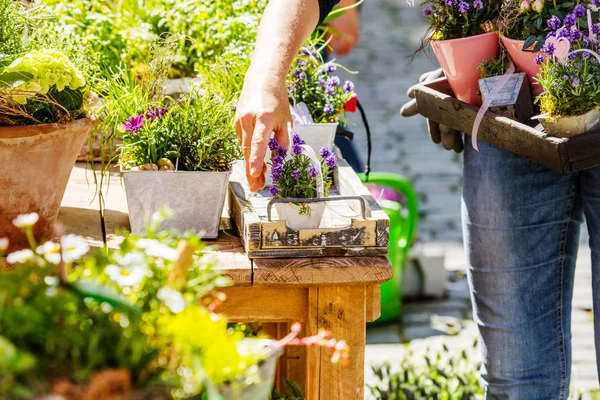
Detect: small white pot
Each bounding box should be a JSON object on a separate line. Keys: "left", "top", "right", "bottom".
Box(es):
{"left": 275, "top": 202, "right": 326, "bottom": 230}
{"left": 540, "top": 108, "right": 600, "bottom": 138}
{"left": 122, "top": 169, "right": 230, "bottom": 238}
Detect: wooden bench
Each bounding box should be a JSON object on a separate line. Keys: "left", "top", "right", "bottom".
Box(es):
{"left": 59, "top": 163, "right": 392, "bottom": 400}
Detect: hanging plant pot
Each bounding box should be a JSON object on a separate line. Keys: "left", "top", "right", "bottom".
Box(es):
{"left": 430, "top": 32, "right": 499, "bottom": 106}
{"left": 122, "top": 168, "right": 230, "bottom": 238}
{"left": 274, "top": 201, "right": 327, "bottom": 230}
{"left": 500, "top": 34, "right": 543, "bottom": 96}
{"left": 539, "top": 108, "right": 600, "bottom": 138}
{"left": 218, "top": 339, "right": 284, "bottom": 400}
{"left": 0, "top": 117, "right": 97, "bottom": 252}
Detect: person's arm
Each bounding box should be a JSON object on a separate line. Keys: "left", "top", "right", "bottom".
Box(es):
{"left": 235, "top": 0, "right": 338, "bottom": 192}
{"left": 327, "top": 0, "right": 361, "bottom": 56}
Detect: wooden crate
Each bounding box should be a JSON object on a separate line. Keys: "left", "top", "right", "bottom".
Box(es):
{"left": 229, "top": 161, "right": 390, "bottom": 259}
{"left": 414, "top": 78, "right": 600, "bottom": 173}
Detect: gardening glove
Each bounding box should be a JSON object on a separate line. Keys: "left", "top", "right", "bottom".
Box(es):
{"left": 400, "top": 69, "right": 464, "bottom": 153}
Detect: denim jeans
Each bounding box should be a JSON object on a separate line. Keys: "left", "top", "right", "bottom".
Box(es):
{"left": 462, "top": 139, "right": 600, "bottom": 399}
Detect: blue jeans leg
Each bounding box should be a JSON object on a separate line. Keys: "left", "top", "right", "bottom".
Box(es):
{"left": 463, "top": 140, "right": 584, "bottom": 400}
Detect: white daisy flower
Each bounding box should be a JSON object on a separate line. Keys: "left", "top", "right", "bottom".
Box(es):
{"left": 136, "top": 238, "right": 179, "bottom": 261}
{"left": 12, "top": 213, "right": 39, "bottom": 228}
{"left": 60, "top": 234, "right": 89, "bottom": 263}
{"left": 157, "top": 287, "right": 185, "bottom": 314}
{"left": 6, "top": 249, "right": 35, "bottom": 264}
{"left": 0, "top": 238, "right": 8, "bottom": 253}
{"left": 105, "top": 251, "right": 148, "bottom": 287}
{"left": 36, "top": 241, "right": 61, "bottom": 265}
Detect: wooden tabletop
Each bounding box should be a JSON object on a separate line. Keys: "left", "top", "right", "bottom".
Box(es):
{"left": 59, "top": 163, "right": 392, "bottom": 288}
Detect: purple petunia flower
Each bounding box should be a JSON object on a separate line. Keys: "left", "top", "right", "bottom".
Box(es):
{"left": 343, "top": 80, "right": 355, "bottom": 92}
{"left": 572, "top": 77, "right": 580, "bottom": 87}
{"left": 542, "top": 43, "right": 555, "bottom": 56}
{"left": 299, "top": 72, "right": 307, "bottom": 81}
{"left": 123, "top": 115, "right": 145, "bottom": 134}
{"left": 473, "top": 0, "right": 483, "bottom": 9}
{"left": 292, "top": 132, "right": 305, "bottom": 145}
{"left": 593, "top": 24, "right": 600, "bottom": 35}
{"left": 320, "top": 147, "right": 331, "bottom": 158}
{"left": 564, "top": 13, "right": 576, "bottom": 28}
{"left": 324, "top": 104, "right": 335, "bottom": 114}
{"left": 328, "top": 76, "right": 341, "bottom": 87}
{"left": 325, "top": 62, "right": 337, "bottom": 73}
{"left": 423, "top": 6, "right": 433, "bottom": 16}
{"left": 547, "top": 15, "right": 561, "bottom": 31}
{"left": 534, "top": 54, "right": 546, "bottom": 65}
{"left": 458, "top": 1, "right": 469, "bottom": 12}
{"left": 270, "top": 185, "right": 281, "bottom": 197}
{"left": 574, "top": 4, "right": 586, "bottom": 18}
{"left": 325, "top": 154, "right": 337, "bottom": 168}
{"left": 292, "top": 144, "right": 303, "bottom": 156}
{"left": 292, "top": 170, "right": 301, "bottom": 180}
{"left": 308, "top": 166, "right": 318, "bottom": 179}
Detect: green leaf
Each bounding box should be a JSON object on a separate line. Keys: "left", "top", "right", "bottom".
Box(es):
{"left": 532, "top": 36, "right": 546, "bottom": 53}
{"left": 523, "top": 35, "right": 537, "bottom": 51}
{"left": 70, "top": 281, "right": 140, "bottom": 315}
{"left": 0, "top": 71, "right": 32, "bottom": 87}
{"left": 322, "top": 0, "right": 364, "bottom": 24}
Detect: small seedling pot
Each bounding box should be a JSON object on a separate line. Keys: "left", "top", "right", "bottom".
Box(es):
{"left": 539, "top": 108, "right": 600, "bottom": 138}
{"left": 122, "top": 169, "right": 230, "bottom": 238}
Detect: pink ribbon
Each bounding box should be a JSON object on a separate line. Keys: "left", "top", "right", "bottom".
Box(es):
{"left": 471, "top": 63, "right": 516, "bottom": 151}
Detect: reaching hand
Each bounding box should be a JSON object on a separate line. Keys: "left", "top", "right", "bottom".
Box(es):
{"left": 327, "top": 6, "right": 361, "bottom": 56}
{"left": 400, "top": 69, "right": 464, "bottom": 153}
{"left": 234, "top": 73, "right": 291, "bottom": 192}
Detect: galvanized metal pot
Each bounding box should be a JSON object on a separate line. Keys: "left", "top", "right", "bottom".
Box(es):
{"left": 122, "top": 170, "right": 230, "bottom": 238}
{"left": 0, "top": 117, "right": 97, "bottom": 252}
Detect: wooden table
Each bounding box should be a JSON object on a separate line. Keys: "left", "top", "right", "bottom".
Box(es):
{"left": 59, "top": 164, "right": 392, "bottom": 400}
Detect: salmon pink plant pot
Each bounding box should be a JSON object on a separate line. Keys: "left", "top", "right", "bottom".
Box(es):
{"left": 0, "top": 117, "right": 97, "bottom": 252}
{"left": 430, "top": 32, "right": 499, "bottom": 106}
{"left": 500, "top": 34, "right": 543, "bottom": 96}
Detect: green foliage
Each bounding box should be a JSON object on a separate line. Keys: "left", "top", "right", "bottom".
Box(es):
{"left": 271, "top": 379, "right": 305, "bottom": 400}
{"left": 422, "top": 0, "right": 500, "bottom": 41}
{"left": 0, "top": 0, "right": 26, "bottom": 55}
{"left": 367, "top": 341, "right": 484, "bottom": 400}
{"left": 478, "top": 47, "right": 515, "bottom": 78}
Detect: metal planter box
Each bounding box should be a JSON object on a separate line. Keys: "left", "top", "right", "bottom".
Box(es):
{"left": 123, "top": 170, "right": 230, "bottom": 238}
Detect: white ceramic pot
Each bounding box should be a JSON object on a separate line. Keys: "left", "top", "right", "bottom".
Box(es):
{"left": 540, "top": 108, "right": 600, "bottom": 138}
{"left": 275, "top": 202, "right": 326, "bottom": 230}
{"left": 122, "top": 169, "right": 230, "bottom": 238}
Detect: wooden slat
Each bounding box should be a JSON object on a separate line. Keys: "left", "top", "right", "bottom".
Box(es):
{"left": 414, "top": 78, "right": 570, "bottom": 173}
{"left": 253, "top": 257, "right": 392, "bottom": 286}
{"left": 305, "top": 288, "right": 321, "bottom": 400}
{"left": 366, "top": 285, "right": 381, "bottom": 323}
{"left": 219, "top": 287, "right": 308, "bottom": 322}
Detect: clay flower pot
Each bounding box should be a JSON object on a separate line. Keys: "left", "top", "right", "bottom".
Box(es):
{"left": 0, "top": 117, "right": 97, "bottom": 252}
{"left": 431, "top": 32, "right": 499, "bottom": 106}
{"left": 500, "top": 34, "right": 543, "bottom": 96}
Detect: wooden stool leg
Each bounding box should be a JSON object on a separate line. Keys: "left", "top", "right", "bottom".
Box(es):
{"left": 308, "top": 286, "right": 367, "bottom": 400}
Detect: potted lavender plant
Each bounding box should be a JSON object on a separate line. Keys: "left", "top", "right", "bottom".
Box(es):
{"left": 267, "top": 132, "right": 337, "bottom": 230}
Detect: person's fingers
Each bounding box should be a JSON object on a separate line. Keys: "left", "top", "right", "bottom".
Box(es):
{"left": 400, "top": 99, "right": 418, "bottom": 117}
{"left": 440, "top": 125, "right": 457, "bottom": 151}
{"left": 427, "top": 119, "right": 442, "bottom": 144}
{"left": 274, "top": 121, "right": 290, "bottom": 152}
{"left": 406, "top": 83, "right": 417, "bottom": 99}
{"left": 249, "top": 115, "right": 275, "bottom": 178}
{"left": 453, "top": 133, "right": 464, "bottom": 153}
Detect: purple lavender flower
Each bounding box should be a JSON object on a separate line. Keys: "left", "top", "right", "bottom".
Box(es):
{"left": 562, "top": 74, "right": 569, "bottom": 80}
{"left": 311, "top": 49, "right": 319, "bottom": 58}
{"left": 595, "top": 0, "right": 600, "bottom": 7}
{"left": 572, "top": 77, "right": 580, "bottom": 87}
{"left": 343, "top": 80, "right": 355, "bottom": 92}
{"left": 328, "top": 76, "right": 341, "bottom": 87}
{"left": 299, "top": 72, "right": 307, "bottom": 81}
{"left": 325, "top": 86, "right": 336, "bottom": 96}
{"left": 564, "top": 13, "right": 576, "bottom": 28}
{"left": 277, "top": 146, "right": 287, "bottom": 158}
{"left": 231, "top": 105, "right": 237, "bottom": 113}
{"left": 423, "top": 6, "right": 433, "bottom": 16}
{"left": 319, "top": 79, "right": 327, "bottom": 87}
{"left": 583, "top": 51, "right": 591, "bottom": 59}
{"left": 270, "top": 185, "right": 281, "bottom": 197}
{"left": 473, "top": 0, "right": 483, "bottom": 9}
{"left": 308, "top": 166, "right": 318, "bottom": 179}
{"left": 288, "top": 84, "right": 297, "bottom": 92}
{"left": 292, "top": 170, "right": 301, "bottom": 180}
{"left": 546, "top": 31, "right": 557, "bottom": 38}
{"left": 570, "top": 28, "right": 582, "bottom": 42}
{"left": 542, "top": 43, "right": 556, "bottom": 56}
{"left": 297, "top": 59, "right": 306, "bottom": 67}
{"left": 569, "top": 52, "right": 578, "bottom": 60}
{"left": 593, "top": 24, "right": 600, "bottom": 35}
{"left": 320, "top": 147, "right": 331, "bottom": 158}
{"left": 292, "top": 144, "right": 304, "bottom": 156}
{"left": 271, "top": 164, "right": 284, "bottom": 182}
{"left": 445, "top": 0, "right": 458, "bottom": 6}
{"left": 574, "top": 4, "right": 586, "bottom": 18}
{"left": 556, "top": 27, "right": 570, "bottom": 39}
{"left": 272, "top": 155, "right": 284, "bottom": 165}
{"left": 534, "top": 54, "right": 546, "bottom": 65}
{"left": 294, "top": 68, "right": 302, "bottom": 76}
{"left": 302, "top": 47, "right": 311, "bottom": 56}
{"left": 292, "top": 132, "right": 305, "bottom": 145}
{"left": 547, "top": 15, "right": 561, "bottom": 30}
{"left": 123, "top": 115, "right": 145, "bottom": 134}
{"left": 325, "top": 153, "right": 337, "bottom": 168}
{"left": 324, "top": 104, "right": 335, "bottom": 114}
{"left": 458, "top": 1, "right": 469, "bottom": 12}
{"left": 269, "top": 137, "right": 279, "bottom": 151}
{"left": 325, "top": 62, "right": 337, "bottom": 73}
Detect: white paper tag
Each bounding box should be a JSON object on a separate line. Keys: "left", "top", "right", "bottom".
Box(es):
{"left": 289, "top": 102, "right": 314, "bottom": 125}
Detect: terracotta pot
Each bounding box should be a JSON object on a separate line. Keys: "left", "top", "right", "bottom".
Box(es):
{"left": 540, "top": 108, "right": 600, "bottom": 137}
{"left": 0, "top": 117, "right": 97, "bottom": 252}
{"left": 500, "top": 34, "right": 543, "bottom": 96}
{"left": 431, "top": 32, "right": 499, "bottom": 106}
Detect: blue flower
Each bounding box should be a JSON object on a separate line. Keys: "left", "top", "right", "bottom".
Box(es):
{"left": 270, "top": 185, "right": 281, "bottom": 197}
{"left": 534, "top": 54, "right": 545, "bottom": 65}
{"left": 473, "top": 0, "right": 483, "bottom": 9}
{"left": 292, "top": 170, "right": 301, "bottom": 180}
{"left": 325, "top": 154, "right": 337, "bottom": 168}
{"left": 320, "top": 147, "right": 331, "bottom": 158}
{"left": 343, "top": 80, "right": 355, "bottom": 92}
{"left": 324, "top": 104, "right": 335, "bottom": 114}
{"left": 458, "top": 1, "right": 469, "bottom": 12}
{"left": 547, "top": 15, "right": 561, "bottom": 31}
{"left": 572, "top": 77, "right": 580, "bottom": 87}
{"left": 574, "top": 4, "right": 586, "bottom": 18}
{"left": 564, "top": 13, "right": 576, "bottom": 28}
{"left": 325, "top": 63, "right": 337, "bottom": 73}
{"left": 308, "top": 166, "right": 318, "bottom": 179}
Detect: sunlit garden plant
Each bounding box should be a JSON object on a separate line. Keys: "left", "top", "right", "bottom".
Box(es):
{"left": 421, "top": 0, "right": 499, "bottom": 40}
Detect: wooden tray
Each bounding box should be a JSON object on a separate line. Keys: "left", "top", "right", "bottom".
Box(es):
{"left": 229, "top": 161, "right": 390, "bottom": 259}
{"left": 414, "top": 78, "right": 600, "bottom": 173}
